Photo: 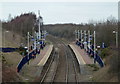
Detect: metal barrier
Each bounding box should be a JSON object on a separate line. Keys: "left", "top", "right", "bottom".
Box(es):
{"left": 1, "top": 48, "right": 18, "bottom": 52}
{"left": 17, "top": 49, "right": 40, "bottom": 72}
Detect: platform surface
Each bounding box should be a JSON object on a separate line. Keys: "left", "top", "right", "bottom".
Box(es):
{"left": 37, "top": 45, "right": 53, "bottom": 66}
{"left": 69, "top": 43, "right": 93, "bottom": 65}
{"left": 30, "top": 45, "right": 53, "bottom": 66}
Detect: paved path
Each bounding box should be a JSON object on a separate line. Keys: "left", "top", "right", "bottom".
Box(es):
{"left": 69, "top": 43, "right": 93, "bottom": 65}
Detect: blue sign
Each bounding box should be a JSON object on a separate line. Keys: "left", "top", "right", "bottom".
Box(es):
{"left": 39, "top": 41, "right": 43, "bottom": 44}
{"left": 31, "top": 38, "right": 35, "bottom": 41}
{"left": 102, "top": 42, "right": 105, "bottom": 48}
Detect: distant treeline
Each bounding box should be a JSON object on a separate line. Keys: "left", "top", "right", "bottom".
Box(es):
{"left": 2, "top": 12, "right": 37, "bottom": 37}
{"left": 2, "top": 13, "right": 118, "bottom": 47}
{"left": 44, "top": 17, "right": 118, "bottom": 47}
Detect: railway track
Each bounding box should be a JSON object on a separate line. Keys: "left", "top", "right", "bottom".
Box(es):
{"left": 53, "top": 45, "right": 68, "bottom": 82}
{"left": 40, "top": 35, "right": 80, "bottom": 83}
{"left": 49, "top": 36, "right": 67, "bottom": 82}
{"left": 51, "top": 35, "right": 80, "bottom": 83}
{"left": 61, "top": 41, "right": 80, "bottom": 83}
{"left": 40, "top": 48, "right": 59, "bottom": 83}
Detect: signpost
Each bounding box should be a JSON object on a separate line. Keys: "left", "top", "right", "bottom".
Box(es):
{"left": 84, "top": 30, "right": 87, "bottom": 51}
{"left": 27, "top": 32, "right": 29, "bottom": 64}
{"left": 113, "top": 31, "right": 118, "bottom": 48}
{"left": 88, "top": 30, "right": 91, "bottom": 49}
{"left": 80, "top": 30, "right": 83, "bottom": 45}
{"left": 94, "top": 31, "right": 96, "bottom": 63}
{"left": 38, "top": 10, "right": 41, "bottom": 40}
{"left": 75, "top": 30, "right": 77, "bottom": 40}
{"left": 77, "top": 30, "right": 80, "bottom": 41}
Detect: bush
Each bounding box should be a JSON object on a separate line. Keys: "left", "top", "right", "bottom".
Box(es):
{"left": 18, "top": 46, "right": 27, "bottom": 56}
{"left": 108, "top": 49, "right": 118, "bottom": 73}
{"left": 100, "top": 48, "right": 110, "bottom": 59}
{"left": 87, "top": 64, "right": 99, "bottom": 71}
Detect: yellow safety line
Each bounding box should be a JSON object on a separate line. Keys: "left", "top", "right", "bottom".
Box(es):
{"left": 69, "top": 44, "right": 86, "bottom": 64}
{"left": 37, "top": 45, "right": 53, "bottom": 66}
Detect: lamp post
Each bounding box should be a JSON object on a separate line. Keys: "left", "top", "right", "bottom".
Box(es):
{"left": 27, "top": 32, "right": 29, "bottom": 64}
{"left": 77, "top": 30, "right": 80, "bottom": 41}
{"left": 4, "top": 31, "right": 9, "bottom": 47}
{"left": 80, "top": 30, "right": 83, "bottom": 45}
{"left": 113, "top": 31, "right": 118, "bottom": 48}
{"left": 74, "top": 30, "right": 77, "bottom": 41}
{"left": 94, "top": 31, "right": 96, "bottom": 63}
{"left": 84, "top": 30, "right": 87, "bottom": 51}
{"left": 88, "top": 30, "right": 91, "bottom": 49}
{"left": 38, "top": 10, "right": 41, "bottom": 40}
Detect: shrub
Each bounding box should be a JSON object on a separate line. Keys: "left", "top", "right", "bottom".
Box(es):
{"left": 100, "top": 48, "right": 110, "bottom": 59}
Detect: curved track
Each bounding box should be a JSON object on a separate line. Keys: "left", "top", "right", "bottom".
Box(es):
{"left": 59, "top": 39, "right": 80, "bottom": 83}
{"left": 40, "top": 48, "right": 59, "bottom": 83}
{"left": 40, "top": 35, "right": 80, "bottom": 83}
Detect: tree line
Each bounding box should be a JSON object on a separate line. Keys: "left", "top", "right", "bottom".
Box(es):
{"left": 44, "top": 16, "right": 118, "bottom": 47}
{"left": 2, "top": 12, "right": 37, "bottom": 37}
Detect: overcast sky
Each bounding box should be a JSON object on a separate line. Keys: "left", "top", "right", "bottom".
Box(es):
{"left": 1, "top": 2, "right": 118, "bottom": 24}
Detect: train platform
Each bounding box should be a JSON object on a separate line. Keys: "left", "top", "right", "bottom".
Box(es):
{"left": 19, "top": 45, "right": 53, "bottom": 82}
{"left": 30, "top": 45, "right": 53, "bottom": 66}
{"left": 69, "top": 43, "right": 94, "bottom": 65}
